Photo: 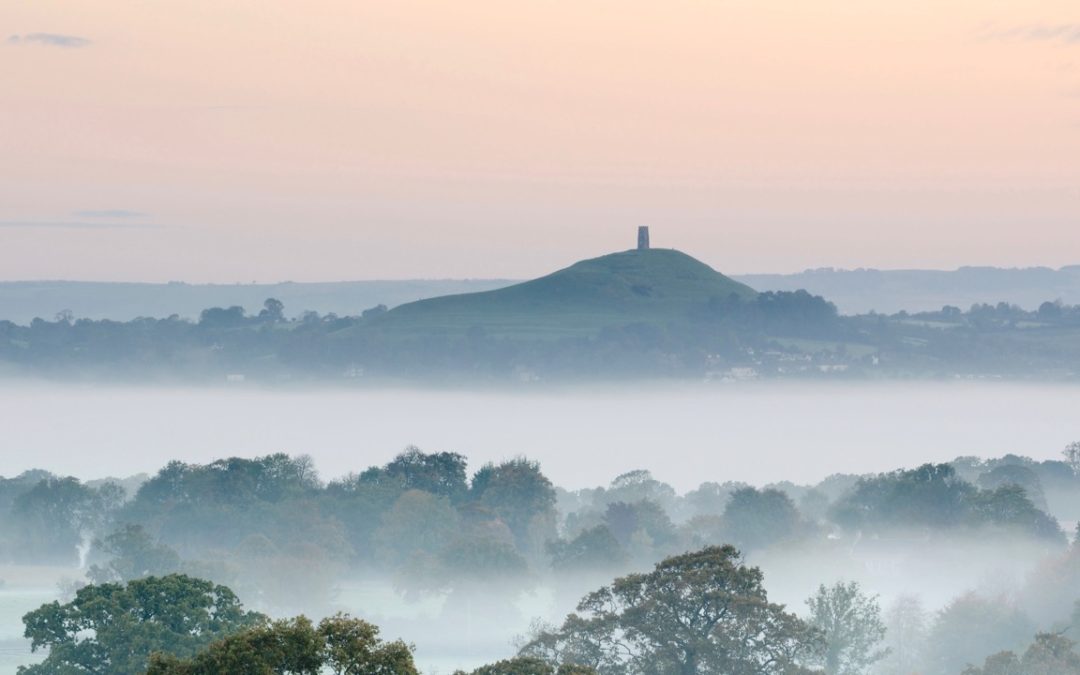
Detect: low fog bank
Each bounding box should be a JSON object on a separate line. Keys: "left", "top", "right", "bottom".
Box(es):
{"left": 2, "top": 380, "right": 1079, "bottom": 490}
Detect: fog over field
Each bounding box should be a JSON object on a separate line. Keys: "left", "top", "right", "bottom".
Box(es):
{"left": 4, "top": 381, "right": 1078, "bottom": 489}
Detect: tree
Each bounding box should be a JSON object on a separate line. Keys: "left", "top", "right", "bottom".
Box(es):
{"left": 1072, "top": 601, "right": 1080, "bottom": 642}
{"left": 683, "top": 481, "right": 746, "bottom": 518}
{"left": 373, "top": 489, "right": 461, "bottom": 566}
{"left": 961, "top": 651, "right": 1022, "bottom": 675}
{"left": 382, "top": 447, "right": 469, "bottom": 502}
{"left": 1019, "top": 633, "right": 1080, "bottom": 674}
{"left": 969, "top": 484, "right": 1064, "bottom": 542}
{"left": 258, "top": 298, "right": 285, "bottom": 323}
{"left": 146, "top": 614, "right": 418, "bottom": 675}
{"left": 922, "top": 593, "right": 1033, "bottom": 675}
{"left": 120, "top": 454, "right": 331, "bottom": 559}
{"left": 128, "top": 454, "right": 320, "bottom": 512}
{"left": 1039, "top": 300, "right": 1064, "bottom": 320}
{"left": 11, "top": 477, "right": 123, "bottom": 564}
{"left": 601, "top": 470, "right": 677, "bottom": 512}
{"left": 521, "top": 545, "right": 824, "bottom": 675}
{"left": 454, "top": 657, "right": 597, "bottom": 675}
{"left": 86, "top": 524, "right": 182, "bottom": 584}
{"left": 830, "top": 464, "right": 976, "bottom": 533}
{"left": 198, "top": 305, "right": 246, "bottom": 328}
{"left": 977, "top": 464, "right": 1049, "bottom": 511}
{"left": 878, "top": 595, "right": 928, "bottom": 675}
{"left": 962, "top": 632, "right": 1080, "bottom": 675}
{"left": 602, "top": 499, "right": 677, "bottom": 556}
{"left": 19, "top": 574, "right": 265, "bottom": 675}
{"left": 1065, "top": 442, "right": 1080, "bottom": 476}
{"left": 437, "top": 534, "right": 530, "bottom": 585}
{"left": 361, "top": 304, "right": 389, "bottom": 319}
{"left": 723, "top": 487, "right": 803, "bottom": 551}
{"left": 547, "top": 525, "right": 626, "bottom": 573}
{"left": 471, "top": 458, "right": 557, "bottom": 552}
{"left": 805, "top": 581, "right": 888, "bottom": 675}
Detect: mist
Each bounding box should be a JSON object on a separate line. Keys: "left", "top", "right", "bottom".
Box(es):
{"left": 3, "top": 381, "right": 1078, "bottom": 490}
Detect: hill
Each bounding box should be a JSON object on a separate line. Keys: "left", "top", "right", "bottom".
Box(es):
{"left": 375, "top": 248, "right": 756, "bottom": 337}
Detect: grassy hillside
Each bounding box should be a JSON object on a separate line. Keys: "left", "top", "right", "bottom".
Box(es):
{"left": 373, "top": 248, "right": 756, "bottom": 337}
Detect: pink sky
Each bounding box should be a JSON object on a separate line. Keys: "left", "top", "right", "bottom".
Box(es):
{"left": 1, "top": 0, "right": 1078, "bottom": 281}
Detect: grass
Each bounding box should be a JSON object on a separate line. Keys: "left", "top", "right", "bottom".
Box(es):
{"left": 368, "top": 248, "right": 756, "bottom": 338}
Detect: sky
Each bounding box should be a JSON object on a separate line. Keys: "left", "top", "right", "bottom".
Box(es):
{"left": 1, "top": 0, "right": 1078, "bottom": 282}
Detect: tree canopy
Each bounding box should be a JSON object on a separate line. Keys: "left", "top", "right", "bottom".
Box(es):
{"left": 805, "top": 581, "right": 888, "bottom": 675}
{"left": 962, "top": 632, "right": 1080, "bottom": 675}
{"left": 521, "top": 545, "right": 824, "bottom": 675}
{"left": 145, "top": 614, "right": 418, "bottom": 675}
{"left": 19, "top": 574, "right": 266, "bottom": 675}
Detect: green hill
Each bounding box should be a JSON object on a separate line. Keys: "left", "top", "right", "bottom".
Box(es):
{"left": 374, "top": 248, "right": 756, "bottom": 337}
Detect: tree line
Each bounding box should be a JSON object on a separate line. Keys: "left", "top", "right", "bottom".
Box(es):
{"left": 4, "top": 293, "right": 1080, "bottom": 380}
{"left": 17, "top": 545, "right": 1080, "bottom": 674}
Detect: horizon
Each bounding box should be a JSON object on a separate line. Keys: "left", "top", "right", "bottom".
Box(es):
{"left": 3, "top": 248, "right": 1080, "bottom": 286}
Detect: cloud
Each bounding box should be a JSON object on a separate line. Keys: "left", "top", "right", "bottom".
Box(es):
{"left": 73, "top": 210, "right": 148, "bottom": 219}
{"left": 0, "top": 220, "right": 160, "bottom": 230}
{"left": 990, "top": 24, "right": 1080, "bottom": 45}
{"left": 1028, "top": 25, "right": 1080, "bottom": 44}
{"left": 7, "top": 33, "right": 91, "bottom": 48}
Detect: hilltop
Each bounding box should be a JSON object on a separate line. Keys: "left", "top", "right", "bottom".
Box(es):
{"left": 375, "top": 248, "right": 756, "bottom": 337}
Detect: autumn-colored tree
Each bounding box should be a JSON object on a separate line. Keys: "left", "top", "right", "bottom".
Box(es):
{"left": 454, "top": 656, "right": 597, "bottom": 675}
{"left": 146, "top": 614, "right": 418, "bottom": 675}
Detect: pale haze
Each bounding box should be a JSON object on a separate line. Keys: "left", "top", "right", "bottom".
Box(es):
{"left": 3, "top": 382, "right": 1077, "bottom": 490}
{"left": 2, "top": 0, "right": 1079, "bottom": 282}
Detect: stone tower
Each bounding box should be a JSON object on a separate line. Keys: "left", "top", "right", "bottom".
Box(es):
{"left": 637, "top": 226, "right": 650, "bottom": 250}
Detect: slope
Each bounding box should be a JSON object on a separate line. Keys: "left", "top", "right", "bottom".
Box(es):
{"left": 373, "top": 248, "right": 756, "bottom": 337}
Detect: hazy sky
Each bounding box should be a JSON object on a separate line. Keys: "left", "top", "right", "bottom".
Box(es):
{"left": 2, "top": 0, "right": 1078, "bottom": 281}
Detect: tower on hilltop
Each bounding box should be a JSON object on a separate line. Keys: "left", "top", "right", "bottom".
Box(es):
{"left": 637, "top": 226, "right": 650, "bottom": 250}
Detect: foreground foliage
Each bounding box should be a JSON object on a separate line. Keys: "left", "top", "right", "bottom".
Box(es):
{"left": 454, "top": 656, "right": 596, "bottom": 675}
{"left": 145, "top": 614, "right": 418, "bottom": 675}
{"left": 521, "top": 545, "right": 824, "bottom": 675}
{"left": 19, "top": 574, "right": 265, "bottom": 675}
